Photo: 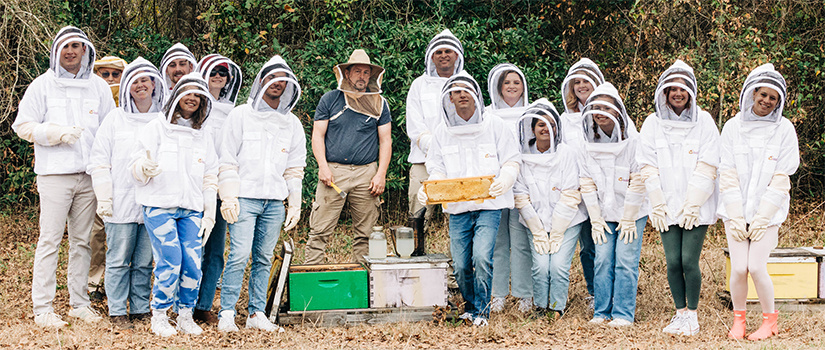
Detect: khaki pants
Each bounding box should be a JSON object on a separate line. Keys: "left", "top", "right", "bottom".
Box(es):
{"left": 32, "top": 174, "right": 96, "bottom": 315}
{"left": 407, "top": 163, "right": 435, "bottom": 225}
{"left": 306, "top": 162, "right": 380, "bottom": 264}
{"left": 87, "top": 214, "right": 105, "bottom": 291}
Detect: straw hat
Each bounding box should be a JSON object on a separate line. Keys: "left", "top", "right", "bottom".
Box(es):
{"left": 333, "top": 49, "right": 384, "bottom": 86}
{"left": 94, "top": 56, "right": 127, "bottom": 72}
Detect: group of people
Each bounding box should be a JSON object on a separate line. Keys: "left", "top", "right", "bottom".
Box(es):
{"left": 14, "top": 25, "right": 798, "bottom": 342}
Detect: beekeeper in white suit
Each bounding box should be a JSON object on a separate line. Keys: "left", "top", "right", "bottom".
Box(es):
{"left": 557, "top": 58, "right": 606, "bottom": 307}
{"left": 721, "top": 63, "right": 799, "bottom": 341}
{"left": 406, "top": 29, "right": 464, "bottom": 225}
{"left": 88, "top": 58, "right": 165, "bottom": 329}
{"left": 511, "top": 99, "right": 586, "bottom": 317}
{"left": 576, "top": 82, "right": 649, "bottom": 327}
{"left": 484, "top": 63, "right": 533, "bottom": 314}
{"left": 216, "top": 55, "right": 306, "bottom": 333}
{"left": 637, "top": 60, "right": 720, "bottom": 336}
{"left": 418, "top": 71, "right": 520, "bottom": 327}
{"left": 159, "top": 42, "right": 197, "bottom": 90}
{"left": 13, "top": 25, "right": 115, "bottom": 328}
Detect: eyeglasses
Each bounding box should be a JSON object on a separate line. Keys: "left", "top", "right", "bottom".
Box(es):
{"left": 209, "top": 70, "right": 229, "bottom": 77}
{"left": 100, "top": 71, "right": 120, "bottom": 78}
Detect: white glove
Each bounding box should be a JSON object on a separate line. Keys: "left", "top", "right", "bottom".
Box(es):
{"left": 90, "top": 167, "right": 113, "bottom": 218}
{"left": 641, "top": 166, "right": 670, "bottom": 233}
{"left": 198, "top": 216, "right": 215, "bottom": 246}
{"left": 748, "top": 173, "right": 790, "bottom": 242}
{"left": 417, "top": 133, "right": 433, "bottom": 156}
{"left": 284, "top": 184, "right": 302, "bottom": 231}
{"left": 218, "top": 165, "right": 241, "bottom": 224}
{"left": 719, "top": 168, "right": 748, "bottom": 242}
{"left": 489, "top": 162, "right": 519, "bottom": 197}
{"left": 616, "top": 172, "right": 645, "bottom": 244}
{"left": 547, "top": 189, "right": 581, "bottom": 254}
{"left": 677, "top": 162, "right": 717, "bottom": 230}
{"left": 580, "top": 177, "right": 609, "bottom": 245}
{"left": 96, "top": 199, "right": 113, "bottom": 217}
{"left": 524, "top": 212, "right": 550, "bottom": 255}
{"left": 58, "top": 126, "right": 83, "bottom": 145}
{"left": 132, "top": 151, "right": 161, "bottom": 183}
{"left": 418, "top": 172, "right": 445, "bottom": 206}
{"left": 221, "top": 197, "right": 240, "bottom": 224}
{"left": 200, "top": 189, "right": 217, "bottom": 247}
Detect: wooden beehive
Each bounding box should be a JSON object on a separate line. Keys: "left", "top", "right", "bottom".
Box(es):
{"left": 724, "top": 247, "right": 822, "bottom": 300}
{"left": 365, "top": 254, "right": 449, "bottom": 308}
{"left": 423, "top": 175, "right": 495, "bottom": 205}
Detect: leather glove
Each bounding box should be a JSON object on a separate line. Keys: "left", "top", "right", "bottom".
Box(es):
{"left": 616, "top": 172, "right": 644, "bottom": 244}
{"left": 90, "top": 167, "right": 113, "bottom": 217}
{"left": 547, "top": 189, "right": 581, "bottom": 254}
{"left": 284, "top": 187, "right": 302, "bottom": 231}
{"left": 524, "top": 213, "right": 550, "bottom": 255}
{"left": 727, "top": 218, "right": 748, "bottom": 242}
{"left": 641, "top": 166, "right": 670, "bottom": 232}
{"left": 748, "top": 173, "right": 790, "bottom": 242}
{"left": 417, "top": 133, "right": 433, "bottom": 156}
{"left": 719, "top": 168, "right": 747, "bottom": 242}
{"left": 676, "top": 162, "right": 717, "bottom": 230}
{"left": 58, "top": 126, "right": 83, "bottom": 145}
{"left": 489, "top": 162, "right": 519, "bottom": 197}
{"left": 218, "top": 164, "right": 241, "bottom": 224}
{"left": 418, "top": 172, "right": 445, "bottom": 206}
{"left": 96, "top": 199, "right": 113, "bottom": 218}
{"left": 132, "top": 150, "right": 161, "bottom": 183}
{"left": 220, "top": 198, "right": 240, "bottom": 224}
{"left": 198, "top": 216, "right": 215, "bottom": 246}
{"left": 580, "top": 177, "right": 609, "bottom": 245}
{"left": 200, "top": 189, "right": 217, "bottom": 247}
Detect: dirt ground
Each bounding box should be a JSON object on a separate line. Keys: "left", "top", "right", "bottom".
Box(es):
{"left": 1, "top": 200, "right": 824, "bottom": 349}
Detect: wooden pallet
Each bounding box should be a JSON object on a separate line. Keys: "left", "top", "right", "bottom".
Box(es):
{"left": 717, "top": 291, "right": 825, "bottom": 312}
{"left": 276, "top": 307, "right": 441, "bottom": 327}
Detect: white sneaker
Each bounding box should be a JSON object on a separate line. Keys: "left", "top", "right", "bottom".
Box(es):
{"left": 458, "top": 312, "right": 474, "bottom": 321}
{"left": 246, "top": 311, "right": 282, "bottom": 332}
{"left": 490, "top": 297, "right": 505, "bottom": 313}
{"left": 585, "top": 295, "right": 595, "bottom": 312}
{"left": 34, "top": 312, "right": 68, "bottom": 328}
{"left": 588, "top": 317, "right": 606, "bottom": 324}
{"left": 68, "top": 306, "right": 102, "bottom": 323}
{"left": 662, "top": 313, "right": 686, "bottom": 334}
{"left": 607, "top": 318, "right": 633, "bottom": 327}
{"left": 679, "top": 311, "right": 699, "bottom": 336}
{"left": 151, "top": 309, "right": 177, "bottom": 337}
{"left": 176, "top": 308, "right": 203, "bottom": 335}
{"left": 218, "top": 310, "right": 239, "bottom": 332}
{"left": 517, "top": 298, "right": 533, "bottom": 313}
{"left": 472, "top": 316, "right": 488, "bottom": 327}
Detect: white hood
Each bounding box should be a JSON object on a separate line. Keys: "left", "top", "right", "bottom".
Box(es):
{"left": 582, "top": 82, "right": 635, "bottom": 146}
{"left": 119, "top": 57, "right": 166, "bottom": 114}
{"left": 424, "top": 29, "right": 464, "bottom": 77}
{"left": 561, "top": 58, "right": 605, "bottom": 114}
{"left": 162, "top": 72, "right": 212, "bottom": 128}
{"left": 487, "top": 63, "right": 529, "bottom": 110}
{"left": 739, "top": 63, "right": 787, "bottom": 124}
{"left": 246, "top": 55, "right": 301, "bottom": 114}
{"left": 516, "top": 98, "right": 562, "bottom": 155}
{"left": 654, "top": 59, "right": 698, "bottom": 123}
{"left": 159, "top": 43, "right": 197, "bottom": 89}
{"left": 440, "top": 70, "right": 485, "bottom": 133}
{"left": 197, "top": 53, "right": 242, "bottom": 105}
{"left": 49, "top": 26, "right": 96, "bottom": 80}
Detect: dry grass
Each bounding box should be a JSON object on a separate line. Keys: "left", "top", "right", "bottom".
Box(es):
{"left": 1, "top": 202, "right": 825, "bottom": 349}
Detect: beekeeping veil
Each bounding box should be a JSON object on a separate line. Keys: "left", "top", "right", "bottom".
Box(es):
{"left": 739, "top": 63, "right": 787, "bottom": 124}
{"left": 424, "top": 29, "right": 465, "bottom": 77}
{"left": 487, "top": 63, "right": 529, "bottom": 110}
{"left": 197, "top": 54, "right": 243, "bottom": 105}
{"left": 560, "top": 58, "right": 605, "bottom": 114}
{"left": 50, "top": 26, "right": 96, "bottom": 80}
{"left": 333, "top": 49, "right": 386, "bottom": 119}
{"left": 517, "top": 98, "right": 562, "bottom": 154}
{"left": 582, "top": 82, "right": 635, "bottom": 145}
{"left": 247, "top": 55, "right": 301, "bottom": 115}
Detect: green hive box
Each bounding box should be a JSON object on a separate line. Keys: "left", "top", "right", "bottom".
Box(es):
{"left": 288, "top": 264, "right": 369, "bottom": 311}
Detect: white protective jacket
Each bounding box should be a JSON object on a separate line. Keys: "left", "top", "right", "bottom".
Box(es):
{"left": 198, "top": 54, "right": 243, "bottom": 153}
{"left": 131, "top": 73, "right": 218, "bottom": 211}
{"left": 577, "top": 83, "right": 649, "bottom": 222}
{"left": 159, "top": 43, "right": 197, "bottom": 91}
{"left": 88, "top": 58, "right": 166, "bottom": 223}
{"left": 485, "top": 63, "right": 529, "bottom": 136}
{"left": 560, "top": 58, "right": 605, "bottom": 145}
{"left": 718, "top": 63, "right": 799, "bottom": 226}
{"left": 219, "top": 55, "right": 307, "bottom": 200}
{"left": 513, "top": 99, "right": 587, "bottom": 230}
{"left": 637, "top": 60, "right": 720, "bottom": 226}
{"left": 406, "top": 29, "right": 465, "bottom": 163}
{"left": 425, "top": 71, "right": 521, "bottom": 214}
{"left": 12, "top": 26, "right": 116, "bottom": 175}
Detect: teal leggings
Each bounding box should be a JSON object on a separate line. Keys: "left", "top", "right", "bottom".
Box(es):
{"left": 660, "top": 225, "right": 707, "bottom": 310}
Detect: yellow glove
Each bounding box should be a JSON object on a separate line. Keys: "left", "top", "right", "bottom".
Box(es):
{"left": 676, "top": 162, "right": 717, "bottom": 230}
{"left": 219, "top": 164, "right": 241, "bottom": 224}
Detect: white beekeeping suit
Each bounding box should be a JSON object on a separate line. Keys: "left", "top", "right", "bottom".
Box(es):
{"left": 512, "top": 99, "right": 586, "bottom": 253}
{"left": 406, "top": 29, "right": 465, "bottom": 162}
{"left": 718, "top": 63, "right": 799, "bottom": 232}
{"left": 217, "top": 55, "right": 307, "bottom": 228}
{"left": 159, "top": 43, "right": 197, "bottom": 90}
{"left": 131, "top": 73, "right": 218, "bottom": 215}
{"left": 88, "top": 57, "right": 166, "bottom": 224}
{"left": 577, "top": 83, "right": 649, "bottom": 233}
{"left": 637, "top": 60, "right": 720, "bottom": 231}
{"left": 13, "top": 26, "right": 115, "bottom": 175}
{"left": 485, "top": 63, "right": 529, "bottom": 135}
{"left": 560, "top": 58, "right": 605, "bottom": 145}
{"left": 197, "top": 54, "right": 243, "bottom": 153}
{"left": 423, "top": 71, "right": 520, "bottom": 214}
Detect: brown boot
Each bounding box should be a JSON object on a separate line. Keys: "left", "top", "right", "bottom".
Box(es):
{"left": 193, "top": 308, "right": 219, "bottom": 326}
{"left": 747, "top": 310, "right": 779, "bottom": 340}
{"left": 727, "top": 310, "right": 747, "bottom": 339}
{"left": 111, "top": 315, "right": 134, "bottom": 330}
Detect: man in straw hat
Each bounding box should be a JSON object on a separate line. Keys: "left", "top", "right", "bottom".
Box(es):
{"left": 94, "top": 56, "right": 127, "bottom": 106}
{"left": 306, "top": 49, "right": 392, "bottom": 264}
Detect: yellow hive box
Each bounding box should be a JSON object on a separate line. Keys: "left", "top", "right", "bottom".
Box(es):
{"left": 724, "top": 247, "right": 821, "bottom": 300}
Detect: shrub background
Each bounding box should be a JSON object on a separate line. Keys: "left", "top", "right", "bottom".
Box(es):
{"left": 1, "top": 0, "right": 823, "bottom": 216}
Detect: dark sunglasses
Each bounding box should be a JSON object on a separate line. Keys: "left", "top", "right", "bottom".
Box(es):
{"left": 100, "top": 71, "right": 120, "bottom": 78}
{"left": 209, "top": 70, "right": 229, "bottom": 77}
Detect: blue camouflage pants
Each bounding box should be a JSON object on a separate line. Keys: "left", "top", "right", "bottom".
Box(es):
{"left": 143, "top": 207, "right": 203, "bottom": 310}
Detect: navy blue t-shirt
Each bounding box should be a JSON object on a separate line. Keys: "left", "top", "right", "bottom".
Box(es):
{"left": 314, "top": 90, "right": 391, "bottom": 165}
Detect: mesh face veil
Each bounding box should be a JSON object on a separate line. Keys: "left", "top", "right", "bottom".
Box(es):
{"left": 440, "top": 72, "right": 484, "bottom": 129}
{"left": 654, "top": 60, "right": 698, "bottom": 122}
{"left": 424, "top": 29, "right": 464, "bottom": 77}
{"left": 197, "top": 54, "right": 243, "bottom": 105}
{"left": 582, "top": 82, "right": 631, "bottom": 143}
{"left": 560, "top": 58, "right": 605, "bottom": 113}
{"left": 487, "top": 63, "right": 529, "bottom": 110}
{"left": 163, "top": 73, "right": 212, "bottom": 127}
{"left": 119, "top": 57, "right": 165, "bottom": 114}
{"left": 50, "top": 26, "right": 96, "bottom": 80}
{"left": 739, "top": 63, "right": 787, "bottom": 123}
{"left": 248, "top": 55, "right": 301, "bottom": 114}
{"left": 517, "top": 98, "right": 562, "bottom": 154}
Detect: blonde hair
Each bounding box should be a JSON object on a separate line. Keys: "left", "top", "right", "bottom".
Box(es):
{"left": 565, "top": 70, "right": 599, "bottom": 113}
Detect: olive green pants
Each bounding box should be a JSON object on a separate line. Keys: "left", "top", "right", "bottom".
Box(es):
{"left": 660, "top": 225, "right": 707, "bottom": 310}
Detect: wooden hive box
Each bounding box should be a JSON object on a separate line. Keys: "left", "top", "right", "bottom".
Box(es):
{"left": 288, "top": 263, "right": 369, "bottom": 311}
{"left": 724, "top": 247, "right": 823, "bottom": 300}
{"left": 365, "top": 254, "right": 450, "bottom": 308}
{"left": 423, "top": 175, "right": 495, "bottom": 206}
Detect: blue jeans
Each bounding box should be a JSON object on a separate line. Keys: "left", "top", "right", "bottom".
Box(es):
{"left": 593, "top": 217, "right": 647, "bottom": 322}
{"left": 196, "top": 198, "right": 227, "bottom": 312}
{"left": 144, "top": 207, "right": 203, "bottom": 310}
{"left": 220, "top": 198, "right": 284, "bottom": 315}
{"left": 449, "top": 209, "right": 501, "bottom": 318}
{"left": 578, "top": 220, "right": 596, "bottom": 296}
{"left": 530, "top": 222, "right": 583, "bottom": 310}
{"left": 491, "top": 208, "right": 533, "bottom": 299}
{"left": 104, "top": 222, "right": 153, "bottom": 316}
